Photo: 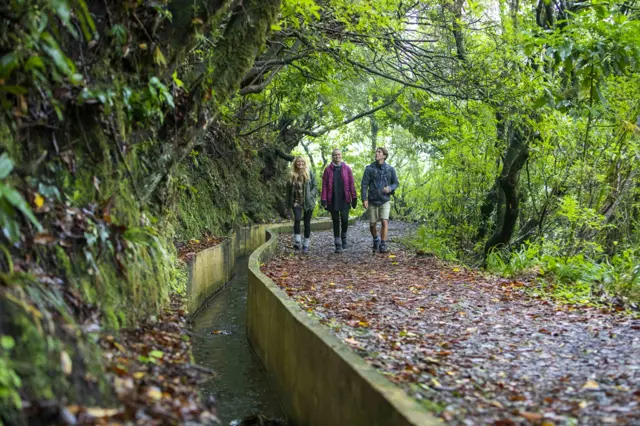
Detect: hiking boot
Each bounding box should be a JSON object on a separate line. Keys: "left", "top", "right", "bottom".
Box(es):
{"left": 292, "top": 234, "right": 301, "bottom": 250}
{"left": 302, "top": 238, "right": 310, "bottom": 254}
{"left": 379, "top": 240, "right": 389, "bottom": 253}
{"left": 372, "top": 237, "right": 380, "bottom": 253}
{"left": 334, "top": 237, "right": 343, "bottom": 253}
{"left": 302, "top": 246, "right": 309, "bottom": 254}
{"left": 341, "top": 235, "right": 349, "bottom": 249}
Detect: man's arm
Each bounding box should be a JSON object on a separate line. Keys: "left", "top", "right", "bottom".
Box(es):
{"left": 388, "top": 166, "right": 399, "bottom": 193}
{"left": 360, "top": 166, "right": 369, "bottom": 201}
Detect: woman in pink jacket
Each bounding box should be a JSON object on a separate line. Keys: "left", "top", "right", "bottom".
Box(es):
{"left": 321, "top": 149, "right": 357, "bottom": 253}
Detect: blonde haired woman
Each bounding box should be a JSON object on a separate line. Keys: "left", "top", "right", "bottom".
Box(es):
{"left": 286, "top": 156, "right": 317, "bottom": 253}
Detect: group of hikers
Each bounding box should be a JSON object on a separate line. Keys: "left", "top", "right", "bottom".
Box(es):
{"left": 286, "top": 147, "right": 399, "bottom": 254}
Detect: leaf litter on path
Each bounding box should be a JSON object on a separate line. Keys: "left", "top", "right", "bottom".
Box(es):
{"left": 262, "top": 221, "right": 640, "bottom": 425}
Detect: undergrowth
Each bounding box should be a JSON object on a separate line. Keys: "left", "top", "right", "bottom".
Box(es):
{"left": 410, "top": 225, "right": 640, "bottom": 308}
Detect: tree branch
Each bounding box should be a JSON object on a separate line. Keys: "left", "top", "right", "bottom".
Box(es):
{"left": 288, "top": 91, "right": 403, "bottom": 137}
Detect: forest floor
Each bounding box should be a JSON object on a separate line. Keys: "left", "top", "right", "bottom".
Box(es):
{"left": 40, "top": 294, "right": 220, "bottom": 425}
{"left": 176, "top": 234, "right": 225, "bottom": 261}
{"left": 262, "top": 221, "right": 640, "bottom": 426}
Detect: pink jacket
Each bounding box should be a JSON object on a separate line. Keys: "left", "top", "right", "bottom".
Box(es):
{"left": 321, "top": 162, "right": 357, "bottom": 205}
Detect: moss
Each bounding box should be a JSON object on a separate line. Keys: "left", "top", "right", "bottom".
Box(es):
{"left": 1, "top": 280, "right": 112, "bottom": 424}
{"left": 0, "top": 0, "right": 286, "bottom": 420}
{"left": 170, "top": 149, "right": 278, "bottom": 240}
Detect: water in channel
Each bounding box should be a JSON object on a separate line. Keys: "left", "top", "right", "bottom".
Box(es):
{"left": 191, "top": 257, "right": 286, "bottom": 425}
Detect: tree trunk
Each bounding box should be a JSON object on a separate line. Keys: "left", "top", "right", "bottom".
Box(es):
{"left": 370, "top": 114, "right": 379, "bottom": 153}
{"left": 451, "top": 0, "right": 466, "bottom": 61}
{"left": 141, "top": 0, "right": 282, "bottom": 200}
{"left": 484, "top": 127, "right": 530, "bottom": 257}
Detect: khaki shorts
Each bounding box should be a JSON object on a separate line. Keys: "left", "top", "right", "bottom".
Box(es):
{"left": 368, "top": 201, "right": 391, "bottom": 223}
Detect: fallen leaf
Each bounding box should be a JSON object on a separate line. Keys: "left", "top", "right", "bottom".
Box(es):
{"left": 520, "top": 412, "right": 543, "bottom": 422}
{"left": 146, "top": 386, "right": 162, "bottom": 401}
{"left": 85, "top": 407, "right": 121, "bottom": 418}
{"left": 581, "top": 380, "right": 600, "bottom": 390}
{"left": 509, "top": 394, "right": 526, "bottom": 402}
{"left": 149, "top": 350, "right": 164, "bottom": 359}
{"left": 60, "top": 350, "right": 72, "bottom": 376}
{"left": 33, "top": 233, "right": 56, "bottom": 245}
{"left": 33, "top": 193, "right": 44, "bottom": 208}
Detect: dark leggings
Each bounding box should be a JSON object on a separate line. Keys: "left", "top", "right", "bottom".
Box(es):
{"left": 330, "top": 208, "right": 350, "bottom": 238}
{"left": 293, "top": 207, "right": 312, "bottom": 238}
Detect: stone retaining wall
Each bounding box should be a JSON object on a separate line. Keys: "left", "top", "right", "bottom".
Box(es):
{"left": 186, "top": 225, "right": 266, "bottom": 315}
{"left": 246, "top": 223, "right": 440, "bottom": 426}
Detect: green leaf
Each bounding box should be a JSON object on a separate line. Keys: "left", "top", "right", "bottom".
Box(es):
{"left": 51, "top": 0, "right": 77, "bottom": 38}
{"left": 172, "top": 71, "right": 184, "bottom": 89}
{"left": 0, "top": 185, "right": 43, "bottom": 231}
{"left": 0, "top": 153, "right": 14, "bottom": 179}
{"left": 41, "top": 32, "right": 76, "bottom": 76}
{"left": 533, "top": 95, "right": 547, "bottom": 110}
{"left": 1, "top": 335, "right": 15, "bottom": 350}
{"left": 559, "top": 44, "right": 572, "bottom": 61}
{"left": 592, "top": 84, "right": 606, "bottom": 105}
{"left": 149, "top": 350, "right": 164, "bottom": 359}
{"left": 75, "top": 0, "right": 97, "bottom": 40}
{"left": 0, "top": 200, "right": 20, "bottom": 244}
{"left": 0, "top": 85, "right": 28, "bottom": 95}
{"left": 24, "top": 56, "right": 45, "bottom": 72}
{"left": 162, "top": 91, "right": 174, "bottom": 108}
{"left": 0, "top": 52, "right": 19, "bottom": 79}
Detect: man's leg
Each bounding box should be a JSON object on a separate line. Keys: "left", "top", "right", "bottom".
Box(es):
{"left": 381, "top": 219, "right": 389, "bottom": 241}
{"left": 369, "top": 222, "right": 378, "bottom": 238}
{"left": 368, "top": 204, "right": 380, "bottom": 252}
{"left": 379, "top": 202, "right": 391, "bottom": 253}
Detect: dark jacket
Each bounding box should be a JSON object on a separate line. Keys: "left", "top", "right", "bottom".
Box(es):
{"left": 361, "top": 161, "right": 399, "bottom": 206}
{"left": 321, "top": 162, "right": 357, "bottom": 205}
{"left": 286, "top": 170, "right": 317, "bottom": 211}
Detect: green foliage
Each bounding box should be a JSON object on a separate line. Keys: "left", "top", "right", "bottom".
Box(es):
{"left": 409, "top": 225, "right": 458, "bottom": 262}
{"left": 0, "top": 154, "right": 42, "bottom": 244}
{"left": 170, "top": 147, "right": 278, "bottom": 240}
{"left": 0, "top": 336, "right": 22, "bottom": 412}
{"left": 0, "top": 0, "right": 639, "bottom": 419}
{"left": 487, "top": 242, "right": 640, "bottom": 305}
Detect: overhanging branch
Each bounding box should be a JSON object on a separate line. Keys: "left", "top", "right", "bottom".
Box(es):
{"left": 288, "top": 91, "right": 403, "bottom": 137}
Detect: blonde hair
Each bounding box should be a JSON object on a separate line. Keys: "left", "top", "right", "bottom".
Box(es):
{"left": 290, "top": 156, "right": 310, "bottom": 183}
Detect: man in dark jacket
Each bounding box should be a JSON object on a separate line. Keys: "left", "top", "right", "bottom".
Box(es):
{"left": 361, "top": 147, "right": 399, "bottom": 253}
{"left": 321, "top": 149, "right": 357, "bottom": 253}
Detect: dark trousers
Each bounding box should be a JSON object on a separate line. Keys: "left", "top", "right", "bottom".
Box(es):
{"left": 293, "top": 207, "right": 312, "bottom": 238}
{"left": 330, "top": 208, "right": 350, "bottom": 238}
